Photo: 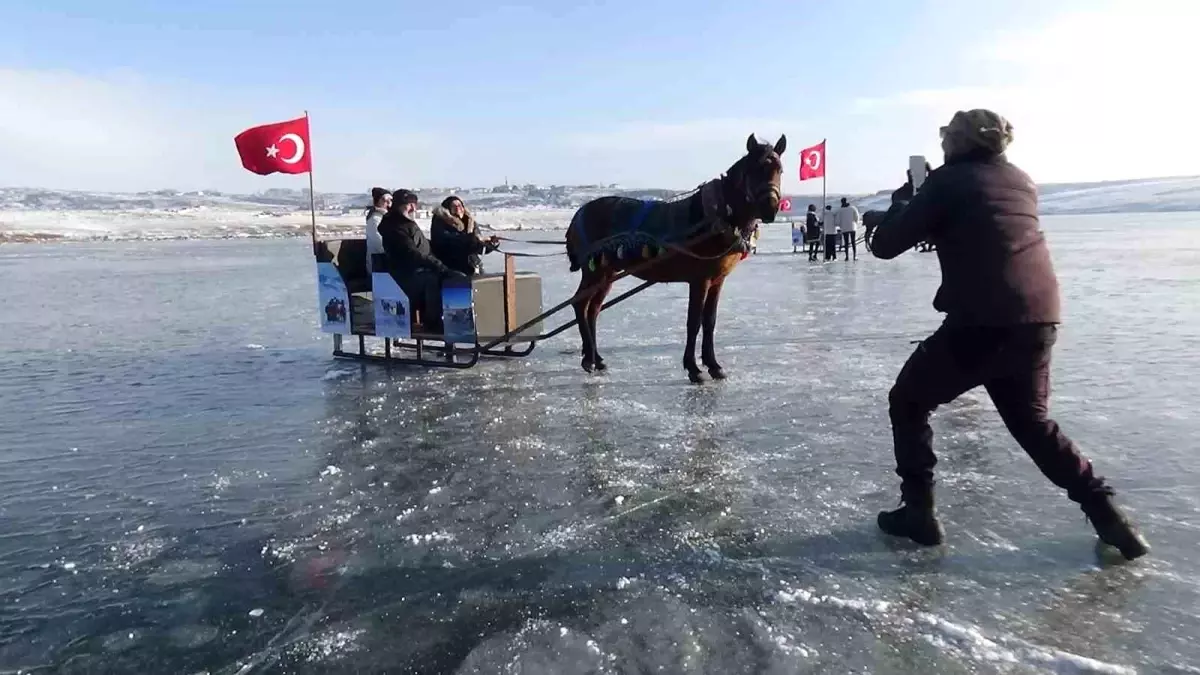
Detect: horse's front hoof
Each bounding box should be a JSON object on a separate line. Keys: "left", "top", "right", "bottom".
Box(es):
{"left": 581, "top": 358, "right": 595, "bottom": 373}
{"left": 687, "top": 370, "right": 705, "bottom": 384}
{"left": 594, "top": 357, "right": 608, "bottom": 371}
{"left": 707, "top": 367, "right": 726, "bottom": 380}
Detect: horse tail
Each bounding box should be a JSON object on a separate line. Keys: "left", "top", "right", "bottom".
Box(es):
{"left": 566, "top": 207, "right": 584, "bottom": 272}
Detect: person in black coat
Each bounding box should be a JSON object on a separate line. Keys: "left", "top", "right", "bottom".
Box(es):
{"left": 430, "top": 196, "right": 499, "bottom": 276}
{"left": 804, "top": 204, "right": 820, "bottom": 261}
{"left": 870, "top": 108, "right": 1148, "bottom": 560}
{"left": 377, "top": 189, "right": 468, "bottom": 333}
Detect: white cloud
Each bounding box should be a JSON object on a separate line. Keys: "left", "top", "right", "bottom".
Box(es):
{"left": 851, "top": 87, "right": 1025, "bottom": 116}
{"left": 562, "top": 118, "right": 793, "bottom": 153}
{"left": 0, "top": 67, "right": 800, "bottom": 193}
{"left": 0, "top": 68, "right": 446, "bottom": 193}
{"left": 3, "top": 2, "right": 1195, "bottom": 197}
{"left": 552, "top": 117, "right": 799, "bottom": 190}
{"left": 851, "top": 2, "right": 1200, "bottom": 183}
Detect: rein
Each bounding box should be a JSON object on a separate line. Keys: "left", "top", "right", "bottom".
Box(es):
{"left": 475, "top": 170, "right": 762, "bottom": 262}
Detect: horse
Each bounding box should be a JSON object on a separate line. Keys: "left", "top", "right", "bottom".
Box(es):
{"left": 564, "top": 133, "right": 787, "bottom": 383}
{"left": 861, "top": 209, "right": 887, "bottom": 252}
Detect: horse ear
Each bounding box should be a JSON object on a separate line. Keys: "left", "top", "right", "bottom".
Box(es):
{"left": 746, "top": 133, "right": 757, "bottom": 154}
{"left": 774, "top": 134, "right": 787, "bottom": 155}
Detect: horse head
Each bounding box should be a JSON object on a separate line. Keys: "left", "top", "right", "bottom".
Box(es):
{"left": 721, "top": 133, "right": 787, "bottom": 226}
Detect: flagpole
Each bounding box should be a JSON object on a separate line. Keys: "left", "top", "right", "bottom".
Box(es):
{"left": 821, "top": 138, "right": 827, "bottom": 212}
{"left": 304, "top": 110, "right": 317, "bottom": 254}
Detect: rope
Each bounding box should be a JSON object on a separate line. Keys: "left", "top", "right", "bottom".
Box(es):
{"left": 663, "top": 233, "right": 744, "bottom": 261}
{"left": 491, "top": 248, "right": 565, "bottom": 258}
{"left": 490, "top": 235, "right": 565, "bottom": 245}
{"left": 475, "top": 228, "right": 734, "bottom": 352}
{"left": 476, "top": 182, "right": 709, "bottom": 247}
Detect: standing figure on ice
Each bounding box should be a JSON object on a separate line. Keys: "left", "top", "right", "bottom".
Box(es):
{"left": 869, "top": 108, "right": 1149, "bottom": 560}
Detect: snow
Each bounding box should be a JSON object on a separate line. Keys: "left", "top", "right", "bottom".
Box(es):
{"left": 2, "top": 176, "right": 1198, "bottom": 243}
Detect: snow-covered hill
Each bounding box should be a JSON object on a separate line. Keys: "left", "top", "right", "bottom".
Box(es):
{"left": 2, "top": 176, "right": 1197, "bottom": 243}
{"left": 822, "top": 176, "right": 1200, "bottom": 216}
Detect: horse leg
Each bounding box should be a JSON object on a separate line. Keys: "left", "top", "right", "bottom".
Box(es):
{"left": 587, "top": 276, "right": 614, "bottom": 371}
{"left": 573, "top": 274, "right": 598, "bottom": 372}
{"left": 701, "top": 277, "right": 726, "bottom": 379}
{"left": 683, "top": 280, "right": 710, "bottom": 384}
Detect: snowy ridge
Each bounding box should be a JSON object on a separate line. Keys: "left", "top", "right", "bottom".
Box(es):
{"left": 2, "top": 176, "right": 1198, "bottom": 243}
{"left": 841, "top": 175, "right": 1200, "bottom": 215}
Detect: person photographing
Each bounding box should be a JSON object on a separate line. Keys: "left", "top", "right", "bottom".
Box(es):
{"left": 870, "top": 108, "right": 1149, "bottom": 560}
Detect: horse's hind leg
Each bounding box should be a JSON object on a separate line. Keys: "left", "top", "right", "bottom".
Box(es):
{"left": 573, "top": 273, "right": 598, "bottom": 372}
{"left": 701, "top": 277, "right": 727, "bottom": 379}
{"left": 683, "top": 280, "right": 710, "bottom": 384}
{"left": 586, "top": 276, "right": 613, "bottom": 371}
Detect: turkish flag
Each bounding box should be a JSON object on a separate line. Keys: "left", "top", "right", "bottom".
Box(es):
{"left": 234, "top": 116, "right": 312, "bottom": 175}
{"left": 779, "top": 197, "right": 793, "bottom": 212}
{"left": 798, "top": 140, "right": 825, "bottom": 181}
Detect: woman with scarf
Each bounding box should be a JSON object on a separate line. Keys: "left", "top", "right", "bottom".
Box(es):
{"left": 430, "top": 196, "right": 499, "bottom": 276}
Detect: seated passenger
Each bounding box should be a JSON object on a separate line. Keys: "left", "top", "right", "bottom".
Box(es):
{"left": 377, "top": 189, "right": 468, "bottom": 333}
{"left": 430, "top": 196, "right": 499, "bottom": 276}
{"left": 364, "top": 187, "right": 391, "bottom": 274}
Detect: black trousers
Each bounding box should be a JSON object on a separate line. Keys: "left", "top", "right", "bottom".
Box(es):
{"left": 888, "top": 323, "right": 1105, "bottom": 504}
{"left": 841, "top": 231, "right": 857, "bottom": 258}
{"left": 395, "top": 268, "right": 445, "bottom": 330}
{"left": 824, "top": 234, "right": 838, "bottom": 260}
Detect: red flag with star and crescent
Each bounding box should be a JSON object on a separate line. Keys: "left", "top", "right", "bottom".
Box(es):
{"left": 234, "top": 116, "right": 312, "bottom": 175}
{"left": 798, "top": 140, "right": 825, "bottom": 181}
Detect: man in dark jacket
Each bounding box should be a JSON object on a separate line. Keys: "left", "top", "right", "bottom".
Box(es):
{"left": 377, "top": 189, "right": 468, "bottom": 333}
{"left": 871, "top": 109, "right": 1148, "bottom": 560}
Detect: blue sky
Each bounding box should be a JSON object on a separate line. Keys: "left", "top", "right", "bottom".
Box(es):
{"left": 0, "top": 0, "right": 1194, "bottom": 194}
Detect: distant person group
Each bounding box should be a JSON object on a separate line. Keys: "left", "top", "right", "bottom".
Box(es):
{"left": 792, "top": 197, "right": 861, "bottom": 261}
{"left": 363, "top": 188, "right": 499, "bottom": 332}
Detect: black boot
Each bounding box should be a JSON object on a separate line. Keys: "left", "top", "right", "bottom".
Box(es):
{"left": 877, "top": 485, "right": 944, "bottom": 546}
{"left": 1080, "top": 492, "right": 1149, "bottom": 560}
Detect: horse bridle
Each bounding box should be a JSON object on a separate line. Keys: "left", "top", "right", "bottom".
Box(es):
{"left": 723, "top": 152, "right": 782, "bottom": 223}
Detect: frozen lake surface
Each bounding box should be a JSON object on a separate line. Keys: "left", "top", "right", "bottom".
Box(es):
{"left": 0, "top": 212, "right": 1197, "bottom": 674}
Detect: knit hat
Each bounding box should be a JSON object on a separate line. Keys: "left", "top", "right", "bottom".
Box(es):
{"left": 392, "top": 189, "right": 419, "bottom": 204}
{"left": 370, "top": 187, "right": 391, "bottom": 203}
{"left": 940, "top": 108, "right": 1014, "bottom": 155}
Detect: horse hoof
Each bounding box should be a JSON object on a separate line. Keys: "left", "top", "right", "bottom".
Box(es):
{"left": 687, "top": 371, "right": 705, "bottom": 384}
{"left": 581, "top": 359, "right": 595, "bottom": 373}
{"left": 594, "top": 360, "right": 608, "bottom": 372}
{"left": 708, "top": 367, "right": 726, "bottom": 380}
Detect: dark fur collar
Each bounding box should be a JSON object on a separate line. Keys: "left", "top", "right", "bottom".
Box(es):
{"left": 431, "top": 205, "right": 475, "bottom": 233}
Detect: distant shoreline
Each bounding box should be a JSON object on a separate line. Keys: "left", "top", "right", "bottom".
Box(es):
{"left": 4, "top": 174, "right": 1199, "bottom": 246}
{"left": 3, "top": 209, "right": 1197, "bottom": 246}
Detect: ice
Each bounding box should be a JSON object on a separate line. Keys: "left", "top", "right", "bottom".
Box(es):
{"left": 0, "top": 214, "right": 1195, "bottom": 673}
